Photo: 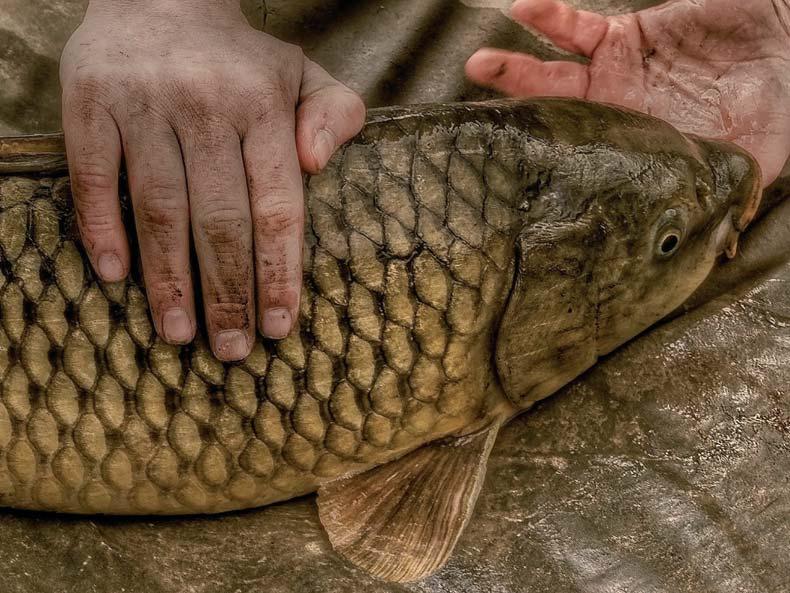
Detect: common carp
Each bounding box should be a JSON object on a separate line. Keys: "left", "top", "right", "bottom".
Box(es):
{"left": 0, "top": 99, "right": 761, "bottom": 582}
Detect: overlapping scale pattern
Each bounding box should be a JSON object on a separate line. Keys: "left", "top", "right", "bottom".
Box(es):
{"left": 0, "top": 106, "right": 525, "bottom": 514}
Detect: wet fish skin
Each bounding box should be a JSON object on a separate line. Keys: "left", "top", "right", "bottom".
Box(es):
{"left": 0, "top": 98, "right": 760, "bottom": 515}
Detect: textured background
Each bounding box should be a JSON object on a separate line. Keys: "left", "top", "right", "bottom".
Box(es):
{"left": 0, "top": 1, "right": 788, "bottom": 592}
{"left": 0, "top": 0, "right": 662, "bottom": 135}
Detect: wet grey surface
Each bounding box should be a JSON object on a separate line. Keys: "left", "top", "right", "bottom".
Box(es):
{"left": 0, "top": 1, "right": 788, "bottom": 592}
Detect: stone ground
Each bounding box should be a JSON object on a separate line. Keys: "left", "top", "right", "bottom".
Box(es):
{"left": 0, "top": 1, "right": 788, "bottom": 592}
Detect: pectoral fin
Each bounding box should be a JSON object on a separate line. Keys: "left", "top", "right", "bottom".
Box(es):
{"left": 317, "top": 422, "right": 501, "bottom": 583}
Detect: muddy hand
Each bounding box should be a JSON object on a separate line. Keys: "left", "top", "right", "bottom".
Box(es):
{"left": 60, "top": 0, "right": 365, "bottom": 360}
{"left": 466, "top": 0, "right": 790, "bottom": 187}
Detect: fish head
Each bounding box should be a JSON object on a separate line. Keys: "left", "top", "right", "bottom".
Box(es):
{"left": 590, "top": 136, "right": 762, "bottom": 356}
{"left": 495, "top": 111, "right": 762, "bottom": 408}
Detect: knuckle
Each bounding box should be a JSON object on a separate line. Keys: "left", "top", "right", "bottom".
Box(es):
{"left": 63, "top": 72, "right": 114, "bottom": 119}
{"left": 71, "top": 162, "right": 116, "bottom": 197}
{"left": 73, "top": 194, "right": 119, "bottom": 241}
{"left": 188, "top": 88, "right": 223, "bottom": 116}
{"left": 202, "top": 256, "right": 252, "bottom": 309}
{"left": 206, "top": 302, "right": 252, "bottom": 333}
{"left": 259, "top": 258, "right": 300, "bottom": 290}
{"left": 67, "top": 70, "right": 111, "bottom": 100}
{"left": 136, "top": 186, "right": 183, "bottom": 238}
{"left": 196, "top": 202, "right": 250, "bottom": 246}
{"left": 253, "top": 198, "right": 302, "bottom": 235}
{"left": 124, "top": 86, "right": 166, "bottom": 122}
{"left": 282, "top": 46, "right": 304, "bottom": 84}
{"left": 172, "top": 81, "right": 227, "bottom": 132}
{"left": 280, "top": 41, "right": 304, "bottom": 63}
{"left": 145, "top": 275, "right": 189, "bottom": 304}
{"left": 77, "top": 209, "right": 117, "bottom": 237}
{"left": 179, "top": 117, "right": 233, "bottom": 152}
{"left": 207, "top": 301, "right": 248, "bottom": 316}
{"left": 198, "top": 200, "right": 248, "bottom": 226}
{"left": 244, "top": 66, "right": 303, "bottom": 123}
{"left": 244, "top": 84, "right": 295, "bottom": 125}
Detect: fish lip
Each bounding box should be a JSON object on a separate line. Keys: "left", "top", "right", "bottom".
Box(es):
{"left": 733, "top": 172, "right": 763, "bottom": 233}
{"left": 724, "top": 152, "right": 763, "bottom": 259}
{"left": 731, "top": 147, "right": 764, "bottom": 233}
{"left": 712, "top": 208, "right": 741, "bottom": 260}
{"left": 724, "top": 226, "right": 740, "bottom": 259}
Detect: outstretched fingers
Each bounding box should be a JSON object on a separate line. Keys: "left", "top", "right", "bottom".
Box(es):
{"left": 465, "top": 48, "right": 590, "bottom": 98}
{"left": 510, "top": 0, "right": 609, "bottom": 57}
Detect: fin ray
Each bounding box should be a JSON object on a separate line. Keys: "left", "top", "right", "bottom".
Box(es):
{"left": 317, "top": 423, "right": 500, "bottom": 582}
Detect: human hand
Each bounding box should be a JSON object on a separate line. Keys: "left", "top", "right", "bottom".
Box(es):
{"left": 60, "top": 0, "right": 365, "bottom": 360}
{"left": 466, "top": 0, "right": 790, "bottom": 187}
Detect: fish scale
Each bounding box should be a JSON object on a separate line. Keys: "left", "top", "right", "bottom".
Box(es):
{"left": 0, "top": 103, "right": 527, "bottom": 514}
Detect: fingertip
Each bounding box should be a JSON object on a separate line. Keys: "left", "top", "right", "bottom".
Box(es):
{"left": 258, "top": 283, "right": 301, "bottom": 340}
{"left": 510, "top": 0, "right": 608, "bottom": 57}
{"left": 260, "top": 306, "right": 295, "bottom": 340}
{"left": 96, "top": 251, "right": 128, "bottom": 283}
{"left": 465, "top": 49, "right": 509, "bottom": 85}
{"left": 79, "top": 215, "right": 130, "bottom": 284}
{"left": 212, "top": 329, "right": 253, "bottom": 362}
{"left": 510, "top": 0, "right": 556, "bottom": 22}
{"left": 160, "top": 307, "right": 196, "bottom": 345}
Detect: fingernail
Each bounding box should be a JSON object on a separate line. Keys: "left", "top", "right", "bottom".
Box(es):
{"left": 162, "top": 308, "right": 193, "bottom": 344}
{"left": 262, "top": 308, "right": 292, "bottom": 339}
{"left": 98, "top": 253, "right": 125, "bottom": 282}
{"left": 312, "top": 129, "right": 335, "bottom": 170}
{"left": 214, "top": 330, "right": 250, "bottom": 361}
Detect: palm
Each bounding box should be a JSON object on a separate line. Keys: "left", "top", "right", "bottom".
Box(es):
{"left": 467, "top": 0, "right": 790, "bottom": 185}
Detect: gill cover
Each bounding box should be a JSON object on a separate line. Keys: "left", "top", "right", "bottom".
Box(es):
{"left": 495, "top": 205, "right": 605, "bottom": 408}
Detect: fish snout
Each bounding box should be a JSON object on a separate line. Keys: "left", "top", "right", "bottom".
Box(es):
{"left": 725, "top": 152, "right": 762, "bottom": 259}
{"left": 697, "top": 138, "right": 763, "bottom": 259}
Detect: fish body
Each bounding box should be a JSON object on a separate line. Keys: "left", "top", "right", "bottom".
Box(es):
{"left": 0, "top": 98, "right": 760, "bottom": 580}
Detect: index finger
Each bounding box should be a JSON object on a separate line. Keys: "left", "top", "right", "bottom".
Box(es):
{"left": 62, "top": 99, "right": 130, "bottom": 282}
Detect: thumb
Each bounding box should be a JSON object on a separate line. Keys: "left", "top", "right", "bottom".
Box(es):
{"left": 296, "top": 59, "right": 366, "bottom": 174}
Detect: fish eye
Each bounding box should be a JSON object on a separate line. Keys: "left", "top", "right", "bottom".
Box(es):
{"left": 658, "top": 231, "right": 682, "bottom": 256}
{"left": 654, "top": 209, "right": 686, "bottom": 259}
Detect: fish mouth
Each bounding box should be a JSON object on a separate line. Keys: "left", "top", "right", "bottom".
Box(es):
{"left": 733, "top": 165, "right": 763, "bottom": 234}
{"left": 697, "top": 136, "right": 764, "bottom": 260}
{"left": 721, "top": 158, "right": 763, "bottom": 259}
{"left": 717, "top": 214, "right": 742, "bottom": 260}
